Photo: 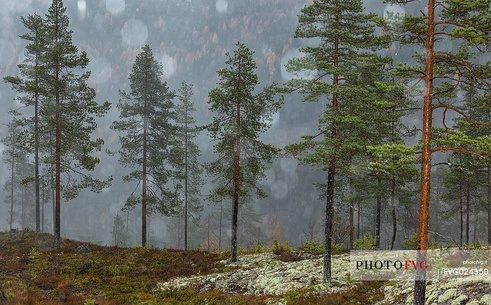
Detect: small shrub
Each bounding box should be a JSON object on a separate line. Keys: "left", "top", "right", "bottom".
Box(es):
{"left": 272, "top": 240, "right": 294, "bottom": 254}
{"left": 272, "top": 240, "right": 283, "bottom": 255}
{"left": 300, "top": 240, "right": 323, "bottom": 255}
{"left": 403, "top": 233, "right": 440, "bottom": 249}
{"left": 286, "top": 281, "right": 384, "bottom": 305}
{"left": 353, "top": 233, "right": 375, "bottom": 250}
{"left": 331, "top": 243, "right": 345, "bottom": 255}
{"left": 83, "top": 299, "right": 97, "bottom": 305}
{"left": 102, "top": 264, "right": 130, "bottom": 276}
{"left": 255, "top": 243, "right": 267, "bottom": 253}
{"left": 402, "top": 233, "right": 417, "bottom": 249}
{"left": 464, "top": 240, "right": 482, "bottom": 250}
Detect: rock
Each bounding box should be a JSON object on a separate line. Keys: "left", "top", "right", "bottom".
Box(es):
{"left": 158, "top": 251, "right": 491, "bottom": 303}
{"left": 157, "top": 252, "right": 350, "bottom": 296}
{"left": 377, "top": 275, "right": 491, "bottom": 305}
{"left": 76, "top": 245, "right": 90, "bottom": 254}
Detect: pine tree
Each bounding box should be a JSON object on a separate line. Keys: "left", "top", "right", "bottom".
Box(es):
{"left": 205, "top": 42, "right": 283, "bottom": 262}
{"left": 384, "top": 0, "right": 491, "bottom": 303}
{"left": 345, "top": 72, "right": 416, "bottom": 251}
{"left": 4, "top": 13, "right": 47, "bottom": 232}
{"left": 1, "top": 117, "right": 34, "bottom": 230}
{"left": 111, "top": 44, "right": 179, "bottom": 247}
{"left": 111, "top": 213, "right": 128, "bottom": 247}
{"left": 457, "top": 86, "right": 491, "bottom": 246}
{"left": 365, "top": 143, "right": 418, "bottom": 249}
{"left": 41, "top": 0, "right": 111, "bottom": 251}
{"left": 175, "top": 81, "right": 203, "bottom": 250}
{"left": 442, "top": 153, "right": 480, "bottom": 247}
{"left": 441, "top": 85, "right": 491, "bottom": 247}
{"left": 284, "top": 0, "right": 397, "bottom": 282}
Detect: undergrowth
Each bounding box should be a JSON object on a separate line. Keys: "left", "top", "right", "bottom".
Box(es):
{"left": 0, "top": 230, "right": 384, "bottom": 305}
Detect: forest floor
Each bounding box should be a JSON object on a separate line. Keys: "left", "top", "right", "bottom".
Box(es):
{"left": 0, "top": 230, "right": 488, "bottom": 304}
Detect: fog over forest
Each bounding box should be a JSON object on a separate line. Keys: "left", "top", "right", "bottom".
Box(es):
{"left": 0, "top": 0, "right": 483, "bottom": 250}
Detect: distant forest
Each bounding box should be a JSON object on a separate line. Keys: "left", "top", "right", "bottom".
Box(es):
{"left": 1, "top": 0, "right": 491, "bottom": 261}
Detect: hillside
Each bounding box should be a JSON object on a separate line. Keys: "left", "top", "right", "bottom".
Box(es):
{"left": 2, "top": 231, "right": 490, "bottom": 304}
{"left": 0, "top": 230, "right": 384, "bottom": 304}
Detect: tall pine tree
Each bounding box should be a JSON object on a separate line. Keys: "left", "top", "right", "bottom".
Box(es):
{"left": 385, "top": 0, "right": 491, "bottom": 303}
{"left": 2, "top": 116, "right": 34, "bottom": 230}
{"left": 42, "top": 0, "right": 111, "bottom": 251}
{"left": 205, "top": 42, "right": 283, "bottom": 262}
{"left": 4, "top": 13, "right": 47, "bottom": 232}
{"left": 175, "top": 81, "right": 203, "bottom": 250}
{"left": 284, "top": 0, "right": 396, "bottom": 282}
{"left": 111, "top": 44, "right": 179, "bottom": 247}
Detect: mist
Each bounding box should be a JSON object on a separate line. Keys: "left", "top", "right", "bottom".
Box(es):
{"left": 0, "top": 0, "right": 479, "bottom": 250}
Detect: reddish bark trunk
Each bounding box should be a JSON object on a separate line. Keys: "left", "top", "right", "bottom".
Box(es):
{"left": 415, "top": 0, "right": 436, "bottom": 303}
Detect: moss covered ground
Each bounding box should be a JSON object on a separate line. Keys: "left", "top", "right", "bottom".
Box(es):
{"left": 0, "top": 230, "right": 384, "bottom": 304}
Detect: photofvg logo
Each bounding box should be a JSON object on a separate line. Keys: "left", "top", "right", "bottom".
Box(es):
{"left": 350, "top": 250, "right": 431, "bottom": 281}
{"left": 355, "top": 256, "right": 428, "bottom": 270}
{"left": 350, "top": 250, "right": 491, "bottom": 281}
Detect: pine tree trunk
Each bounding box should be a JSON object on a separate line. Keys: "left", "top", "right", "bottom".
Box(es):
{"left": 34, "top": 60, "right": 40, "bottom": 233}
{"left": 414, "top": 251, "right": 427, "bottom": 305}
{"left": 459, "top": 164, "right": 463, "bottom": 248}
{"left": 52, "top": 1, "right": 63, "bottom": 253}
{"left": 488, "top": 165, "right": 491, "bottom": 245}
{"left": 357, "top": 201, "right": 361, "bottom": 239}
{"left": 21, "top": 190, "right": 28, "bottom": 229}
{"left": 375, "top": 178, "right": 382, "bottom": 249}
{"left": 184, "top": 107, "right": 189, "bottom": 251}
{"left": 54, "top": 95, "right": 61, "bottom": 252}
{"left": 324, "top": 156, "right": 335, "bottom": 283}
{"left": 323, "top": 36, "right": 339, "bottom": 284}
{"left": 231, "top": 99, "right": 241, "bottom": 262}
{"left": 466, "top": 177, "right": 470, "bottom": 245}
{"left": 219, "top": 200, "right": 223, "bottom": 251}
{"left": 207, "top": 214, "right": 211, "bottom": 252}
{"left": 349, "top": 178, "right": 354, "bottom": 250}
{"left": 42, "top": 182, "right": 45, "bottom": 233}
{"left": 414, "top": 0, "right": 435, "bottom": 303}
{"left": 473, "top": 205, "right": 477, "bottom": 244}
{"left": 390, "top": 178, "right": 397, "bottom": 250}
{"left": 142, "top": 110, "right": 148, "bottom": 247}
{"left": 9, "top": 134, "right": 15, "bottom": 232}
